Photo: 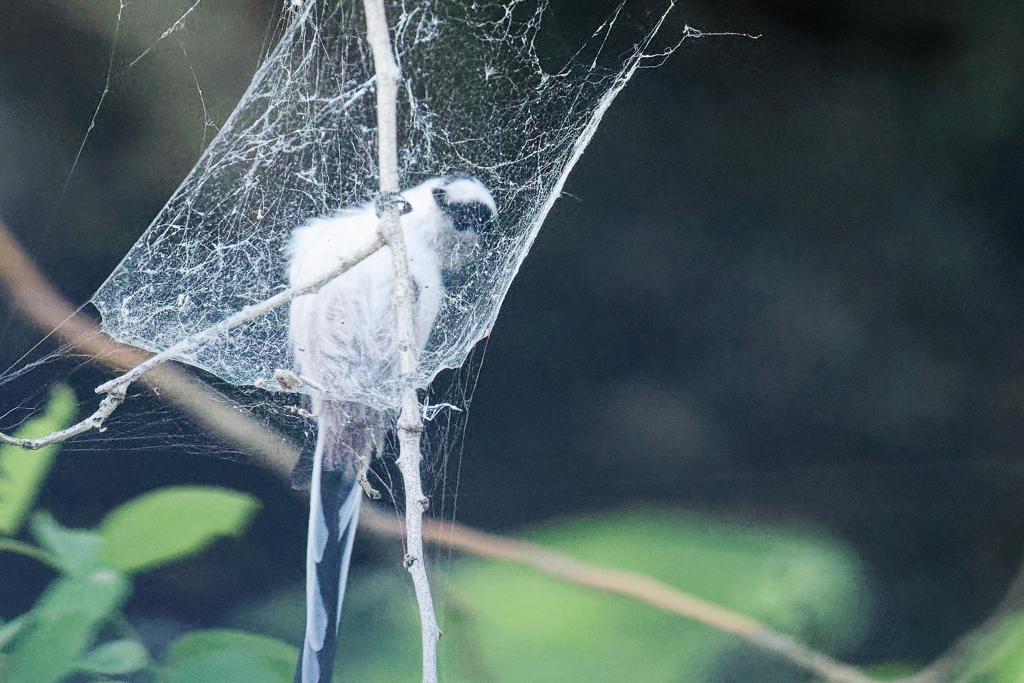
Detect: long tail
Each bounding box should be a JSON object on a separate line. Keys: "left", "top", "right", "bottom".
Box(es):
{"left": 294, "top": 429, "right": 363, "bottom": 683}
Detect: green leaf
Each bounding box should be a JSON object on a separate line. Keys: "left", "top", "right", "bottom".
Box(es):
{"left": 949, "top": 611, "right": 1024, "bottom": 683}
{"left": 164, "top": 630, "right": 297, "bottom": 683}
{"left": 3, "top": 566, "right": 129, "bottom": 683}
{"left": 461, "top": 511, "right": 866, "bottom": 682}
{"left": 0, "top": 385, "right": 76, "bottom": 536}
{"left": 76, "top": 639, "right": 149, "bottom": 675}
{"left": 97, "top": 486, "right": 260, "bottom": 573}
{"left": 0, "top": 617, "right": 26, "bottom": 650}
{"left": 30, "top": 511, "right": 103, "bottom": 576}
{"left": 313, "top": 508, "right": 870, "bottom": 683}
{"left": 237, "top": 509, "right": 869, "bottom": 683}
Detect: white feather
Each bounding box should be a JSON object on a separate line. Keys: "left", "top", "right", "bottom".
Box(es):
{"left": 289, "top": 176, "right": 495, "bottom": 683}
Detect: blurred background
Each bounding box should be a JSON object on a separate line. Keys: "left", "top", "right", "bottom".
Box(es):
{"left": 1, "top": 0, "right": 1023, "bottom": 678}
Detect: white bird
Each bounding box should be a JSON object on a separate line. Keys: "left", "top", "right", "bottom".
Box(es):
{"left": 287, "top": 175, "right": 496, "bottom": 683}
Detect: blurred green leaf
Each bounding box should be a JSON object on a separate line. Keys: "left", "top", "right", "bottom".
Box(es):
{"left": 76, "top": 638, "right": 149, "bottom": 675}
{"left": 868, "top": 663, "right": 920, "bottom": 680}
{"left": 0, "top": 385, "right": 76, "bottom": 536}
{"left": 0, "top": 616, "right": 25, "bottom": 650}
{"left": 3, "top": 566, "right": 129, "bottom": 683}
{"left": 320, "top": 508, "right": 870, "bottom": 683}
{"left": 230, "top": 576, "right": 423, "bottom": 683}
{"left": 516, "top": 510, "right": 868, "bottom": 647}
{"left": 948, "top": 611, "right": 1024, "bottom": 683}
{"left": 164, "top": 629, "right": 297, "bottom": 683}
{"left": 97, "top": 486, "right": 260, "bottom": 573}
{"left": 31, "top": 511, "right": 103, "bottom": 576}
{"left": 453, "top": 510, "right": 867, "bottom": 683}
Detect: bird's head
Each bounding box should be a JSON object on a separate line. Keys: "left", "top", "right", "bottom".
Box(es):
{"left": 402, "top": 175, "right": 496, "bottom": 278}
{"left": 431, "top": 174, "right": 498, "bottom": 233}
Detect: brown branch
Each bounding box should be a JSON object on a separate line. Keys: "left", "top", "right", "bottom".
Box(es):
{"left": 359, "top": 508, "right": 880, "bottom": 683}
{"left": 0, "top": 210, "right": 881, "bottom": 683}
{"left": 0, "top": 215, "right": 298, "bottom": 474}
{"left": 0, "top": 207, "right": 382, "bottom": 453}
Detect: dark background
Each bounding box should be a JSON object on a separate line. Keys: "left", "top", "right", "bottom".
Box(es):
{"left": 1, "top": 0, "right": 1023, "bottom": 670}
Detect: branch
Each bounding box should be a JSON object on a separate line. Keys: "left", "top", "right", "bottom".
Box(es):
{"left": 0, "top": 215, "right": 299, "bottom": 471}
{"left": 0, "top": 212, "right": 382, "bottom": 451}
{"left": 360, "top": 508, "right": 881, "bottom": 683}
{"left": 0, "top": 538, "right": 60, "bottom": 570}
{"left": 361, "top": 1, "right": 441, "bottom": 681}
{"left": 0, "top": 212, "right": 887, "bottom": 682}
{"left": 93, "top": 235, "right": 384, "bottom": 395}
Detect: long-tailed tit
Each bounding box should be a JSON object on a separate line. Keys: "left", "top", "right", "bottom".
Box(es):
{"left": 287, "top": 175, "right": 496, "bottom": 683}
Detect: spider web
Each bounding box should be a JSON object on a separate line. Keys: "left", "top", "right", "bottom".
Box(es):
{"left": 89, "top": 0, "right": 689, "bottom": 411}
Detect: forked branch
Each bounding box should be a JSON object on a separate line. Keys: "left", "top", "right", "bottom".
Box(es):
{"left": 0, "top": 227, "right": 383, "bottom": 450}
{"left": 0, "top": 216, "right": 298, "bottom": 471}
{"left": 0, "top": 213, "right": 886, "bottom": 683}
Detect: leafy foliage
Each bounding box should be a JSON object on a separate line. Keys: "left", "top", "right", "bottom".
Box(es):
{"left": 0, "top": 385, "right": 76, "bottom": 536}
{"left": 164, "top": 630, "right": 298, "bottom": 683}
{"left": 5, "top": 382, "right": 1024, "bottom": 683}
{"left": 3, "top": 557, "right": 130, "bottom": 683}
{"left": 0, "top": 386, "right": 277, "bottom": 683}
{"left": 96, "top": 486, "right": 261, "bottom": 572}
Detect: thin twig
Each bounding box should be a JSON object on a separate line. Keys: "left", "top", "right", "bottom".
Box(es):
{"left": 359, "top": 508, "right": 881, "bottom": 683}
{"left": 0, "top": 538, "right": 60, "bottom": 570}
{"left": 0, "top": 212, "right": 382, "bottom": 450}
{"left": 0, "top": 216, "right": 299, "bottom": 472}
{"left": 0, "top": 214, "right": 890, "bottom": 681}
{"left": 361, "top": 0, "right": 441, "bottom": 680}
{"left": 94, "top": 235, "right": 383, "bottom": 395}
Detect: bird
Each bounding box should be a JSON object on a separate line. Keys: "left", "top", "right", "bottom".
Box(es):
{"left": 286, "top": 175, "right": 496, "bottom": 683}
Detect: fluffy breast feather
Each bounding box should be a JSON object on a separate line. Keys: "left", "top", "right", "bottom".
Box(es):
{"left": 287, "top": 189, "right": 444, "bottom": 401}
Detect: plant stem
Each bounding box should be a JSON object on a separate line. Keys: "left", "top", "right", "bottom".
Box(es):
{"left": 0, "top": 538, "right": 59, "bottom": 570}
{"left": 360, "top": 507, "right": 881, "bottom": 683}
{"left": 361, "top": 0, "right": 440, "bottom": 680}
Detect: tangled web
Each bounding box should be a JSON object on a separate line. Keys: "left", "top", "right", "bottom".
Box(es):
{"left": 90, "top": 0, "right": 688, "bottom": 412}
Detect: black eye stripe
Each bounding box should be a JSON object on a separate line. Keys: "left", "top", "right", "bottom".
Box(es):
{"left": 445, "top": 202, "right": 494, "bottom": 231}
{"left": 431, "top": 187, "right": 450, "bottom": 207}
{"left": 432, "top": 186, "right": 495, "bottom": 231}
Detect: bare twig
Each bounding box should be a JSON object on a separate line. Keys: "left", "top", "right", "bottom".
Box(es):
{"left": 1, "top": 211, "right": 890, "bottom": 682}
{"left": 360, "top": 0, "right": 441, "bottom": 680}
{"left": 0, "top": 214, "right": 298, "bottom": 471}
{"left": 0, "top": 212, "right": 382, "bottom": 450}
{"left": 360, "top": 509, "right": 880, "bottom": 683}
{"left": 94, "top": 235, "right": 384, "bottom": 395}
